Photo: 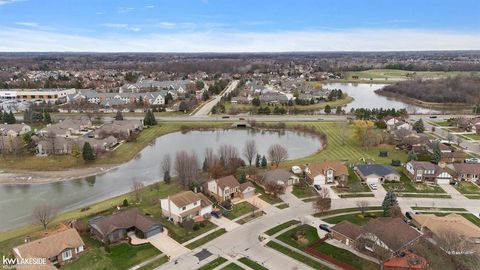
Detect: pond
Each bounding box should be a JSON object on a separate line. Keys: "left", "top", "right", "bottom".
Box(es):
{"left": 323, "top": 82, "right": 443, "bottom": 114}
{"left": 0, "top": 128, "right": 322, "bottom": 231}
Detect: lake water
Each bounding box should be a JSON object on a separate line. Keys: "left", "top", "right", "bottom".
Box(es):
{"left": 323, "top": 82, "right": 442, "bottom": 114}
{"left": 0, "top": 129, "right": 322, "bottom": 232}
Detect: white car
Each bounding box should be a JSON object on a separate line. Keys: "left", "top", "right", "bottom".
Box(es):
{"left": 291, "top": 166, "right": 302, "bottom": 174}
{"left": 369, "top": 183, "right": 378, "bottom": 190}
{"left": 465, "top": 158, "right": 480, "bottom": 164}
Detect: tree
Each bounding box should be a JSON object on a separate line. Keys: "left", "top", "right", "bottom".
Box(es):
{"left": 131, "top": 179, "right": 145, "bottom": 202}
{"left": 261, "top": 155, "right": 267, "bottom": 167}
{"left": 356, "top": 200, "right": 370, "bottom": 215}
{"left": 122, "top": 199, "right": 129, "bottom": 207}
{"left": 335, "top": 106, "right": 343, "bottom": 115}
{"left": 430, "top": 143, "right": 442, "bottom": 164}
{"left": 82, "top": 142, "right": 96, "bottom": 161}
{"left": 382, "top": 191, "right": 397, "bottom": 215}
{"left": 161, "top": 154, "right": 171, "bottom": 183}
{"left": 32, "top": 204, "right": 57, "bottom": 230}
{"left": 324, "top": 105, "right": 331, "bottom": 114}
{"left": 143, "top": 109, "right": 157, "bottom": 126}
{"left": 43, "top": 111, "right": 52, "bottom": 124}
{"left": 312, "top": 188, "right": 331, "bottom": 214}
{"left": 267, "top": 144, "right": 288, "bottom": 167}
{"left": 264, "top": 181, "right": 286, "bottom": 198}
{"left": 407, "top": 150, "right": 418, "bottom": 162}
{"left": 413, "top": 119, "right": 425, "bottom": 133}
{"left": 114, "top": 110, "right": 124, "bottom": 120}
{"left": 45, "top": 130, "right": 57, "bottom": 158}
{"left": 243, "top": 139, "right": 257, "bottom": 166}
{"left": 388, "top": 204, "right": 403, "bottom": 218}
{"left": 255, "top": 154, "right": 261, "bottom": 167}
{"left": 252, "top": 97, "right": 260, "bottom": 106}
{"left": 174, "top": 150, "right": 199, "bottom": 188}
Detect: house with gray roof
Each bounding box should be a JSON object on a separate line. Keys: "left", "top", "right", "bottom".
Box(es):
{"left": 354, "top": 164, "right": 400, "bottom": 183}
{"left": 0, "top": 123, "right": 31, "bottom": 137}
{"left": 261, "top": 168, "right": 300, "bottom": 186}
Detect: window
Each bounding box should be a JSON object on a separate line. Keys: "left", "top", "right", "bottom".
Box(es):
{"left": 182, "top": 206, "right": 186, "bottom": 210}
{"left": 193, "top": 202, "right": 197, "bottom": 206}
{"left": 75, "top": 246, "right": 84, "bottom": 253}
{"left": 62, "top": 249, "right": 73, "bottom": 260}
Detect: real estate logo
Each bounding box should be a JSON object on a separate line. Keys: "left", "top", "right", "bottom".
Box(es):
{"left": 2, "top": 256, "right": 47, "bottom": 269}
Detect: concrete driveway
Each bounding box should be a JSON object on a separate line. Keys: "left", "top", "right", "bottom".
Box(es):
{"left": 148, "top": 229, "right": 190, "bottom": 260}
{"left": 209, "top": 216, "right": 240, "bottom": 231}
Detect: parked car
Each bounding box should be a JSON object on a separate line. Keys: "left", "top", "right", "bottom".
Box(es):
{"left": 319, "top": 224, "right": 331, "bottom": 232}
{"left": 369, "top": 183, "right": 378, "bottom": 190}
{"left": 238, "top": 117, "right": 245, "bottom": 120}
{"left": 405, "top": 211, "right": 414, "bottom": 220}
{"left": 291, "top": 166, "right": 302, "bottom": 174}
{"left": 211, "top": 211, "right": 222, "bottom": 219}
{"left": 429, "top": 116, "right": 438, "bottom": 118}
{"left": 465, "top": 158, "right": 480, "bottom": 164}
{"left": 221, "top": 116, "right": 230, "bottom": 119}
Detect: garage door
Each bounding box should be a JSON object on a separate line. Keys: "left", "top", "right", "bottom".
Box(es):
{"left": 436, "top": 178, "right": 450, "bottom": 185}
{"left": 145, "top": 227, "right": 163, "bottom": 238}
{"left": 366, "top": 177, "right": 378, "bottom": 184}
{"left": 243, "top": 191, "right": 255, "bottom": 198}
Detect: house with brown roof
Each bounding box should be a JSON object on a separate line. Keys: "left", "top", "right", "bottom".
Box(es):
{"left": 205, "top": 175, "right": 241, "bottom": 203}
{"left": 89, "top": 208, "right": 162, "bottom": 243}
{"left": 448, "top": 163, "right": 480, "bottom": 182}
{"left": 160, "top": 191, "right": 212, "bottom": 224}
{"left": 12, "top": 228, "right": 85, "bottom": 267}
{"left": 331, "top": 218, "right": 422, "bottom": 257}
{"left": 405, "top": 161, "right": 452, "bottom": 184}
{"left": 305, "top": 161, "right": 348, "bottom": 186}
{"left": 239, "top": 182, "right": 256, "bottom": 198}
{"left": 411, "top": 213, "right": 480, "bottom": 247}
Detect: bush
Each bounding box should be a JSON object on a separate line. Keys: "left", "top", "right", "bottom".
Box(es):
{"left": 193, "top": 223, "right": 200, "bottom": 231}
{"left": 122, "top": 199, "right": 129, "bottom": 207}
{"left": 199, "top": 222, "right": 206, "bottom": 228}
{"left": 357, "top": 214, "right": 365, "bottom": 219}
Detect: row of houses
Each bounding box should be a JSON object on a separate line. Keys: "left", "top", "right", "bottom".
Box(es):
{"left": 67, "top": 89, "right": 176, "bottom": 107}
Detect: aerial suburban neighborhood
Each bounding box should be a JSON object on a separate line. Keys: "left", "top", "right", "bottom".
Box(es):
{"left": 1, "top": 1, "right": 480, "bottom": 270}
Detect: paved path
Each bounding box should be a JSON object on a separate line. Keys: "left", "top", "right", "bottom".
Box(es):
{"left": 191, "top": 80, "right": 239, "bottom": 117}
{"left": 440, "top": 183, "right": 466, "bottom": 199}
{"left": 209, "top": 216, "right": 240, "bottom": 232}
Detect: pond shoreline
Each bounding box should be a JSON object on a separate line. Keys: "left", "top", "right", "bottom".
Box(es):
{"left": 375, "top": 89, "right": 472, "bottom": 110}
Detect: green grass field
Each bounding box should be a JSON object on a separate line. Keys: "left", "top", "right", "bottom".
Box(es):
{"left": 237, "top": 257, "right": 268, "bottom": 270}
{"left": 339, "top": 69, "right": 480, "bottom": 83}
{"left": 198, "top": 257, "right": 228, "bottom": 270}
{"left": 322, "top": 211, "right": 384, "bottom": 225}
{"left": 266, "top": 241, "right": 330, "bottom": 270}
{"left": 313, "top": 242, "right": 378, "bottom": 270}
{"left": 455, "top": 182, "right": 480, "bottom": 195}
{"left": 186, "top": 229, "right": 227, "bottom": 249}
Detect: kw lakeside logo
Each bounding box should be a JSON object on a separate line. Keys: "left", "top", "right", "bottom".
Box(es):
{"left": 2, "top": 256, "right": 47, "bottom": 269}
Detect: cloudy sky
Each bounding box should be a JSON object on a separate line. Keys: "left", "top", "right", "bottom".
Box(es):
{"left": 0, "top": 0, "right": 479, "bottom": 52}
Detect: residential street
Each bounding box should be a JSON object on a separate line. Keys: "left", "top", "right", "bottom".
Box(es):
{"left": 191, "top": 80, "right": 239, "bottom": 117}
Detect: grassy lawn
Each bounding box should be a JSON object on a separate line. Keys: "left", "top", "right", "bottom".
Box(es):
{"left": 221, "top": 262, "right": 244, "bottom": 270}
{"left": 284, "top": 122, "right": 408, "bottom": 166}
{"left": 138, "top": 256, "right": 168, "bottom": 270}
{"left": 463, "top": 134, "right": 480, "bottom": 140}
{"left": 429, "top": 121, "right": 452, "bottom": 127}
{"left": 383, "top": 172, "right": 446, "bottom": 194}
{"left": 313, "top": 242, "right": 378, "bottom": 270}
{"left": 251, "top": 182, "right": 283, "bottom": 204}
{"left": 398, "top": 194, "right": 451, "bottom": 198}
{"left": 338, "top": 193, "right": 375, "bottom": 198}
{"left": 198, "top": 257, "right": 228, "bottom": 270}
{"left": 276, "top": 224, "right": 320, "bottom": 250}
{"left": 411, "top": 207, "right": 467, "bottom": 212}
{"left": 224, "top": 201, "right": 257, "bottom": 220}
{"left": 455, "top": 182, "right": 480, "bottom": 194}
{"left": 339, "top": 69, "right": 479, "bottom": 82}
{"left": 185, "top": 229, "right": 227, "bottom": 249}
{"left": 236, "top": 211, "right": 264, "bottom": 225}
{"left": 465, "top": 194, "right": 480, "bottom": 199}
{"left": 314, "top": 206, "right": 382, "bottom": 217}
{"left": 238, "top": 257, "right": 268, "bottom": 270}
{"left": 265, "top": 220, "right": 301, "bottom": 236}
{"left": 291, "top": 184, "right": 317, "bottom": 198}
{"left": 266, "top": 241, "right": 330, "bottom": 270}
{"left": 275, "top": 203, "right": 289, "bottom": 209}
{"left": 161, "top": 219, "right": 217, "bottom": 244}
{"left": 64, "top": 242, "right": 161, "bottom": 270}
{"left": 322, "top": 211, "right": 384, "bottom": 225}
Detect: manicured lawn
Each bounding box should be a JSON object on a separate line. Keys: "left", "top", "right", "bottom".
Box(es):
{"left": 333, "top": 168, "right": 371, "bottom": 194}
{"left": 338, "top": 193, "right": 375, "bottom": 198}
{"left": 276, "top": 224, "right": 320, "bottom": 250}
{"left": 64, "top": 243, "right": 161, "bottom": 270}
{"left": 398, "top": 194, "right": 451, "bottom": 198}
{"left": 224, "top": 201, "right": 257, "bottom": 220}
{"left": 340, "top": 69, "right": 478, "bottom": 82}
{"left": 455, "top": 182, "right": 480, "bottom": 194}
{"left": 322, "top": 211, "right": 384, "bottom": 225}
{"left": 198, "top": 257, "right": 228, "bottom": 270}
{"left": 266, "top": 241, "right": 330, "bottom": 270}
{"left": 251, "top": 182, "right": 283, "bottom": 204}
{"left": 411, "top": 207, "right": 467, "bottom": 212}
{"left": 314, "top": 206, "right": 382, "bottom": 217}
{"left": 185, "top": 229, "right": 227, "bottom": 249}
{"left": 275, "top": 203, "right": 289, "bottom": 209}
{"left": 292, "top": 185, "right": 317, "bottom": 198}
{"left": 221, "top": 262, "right": 244, "bottom": 270}
{"left": 265, "top": 220, "right": 301, "bottom": 236}
{"left": 383, "top": 172, "right": 446, "bottom": 194}
{"left": 236, "top": 211, "right": 264, "bottom": 225}
{"left": 313, "top": 242, "right": 378, "bottom": 270}
{"left": 138, "top": 256, "right": 169, "bottom": 270}
{"left": 238, "top": 257, "right": 268, "bottom": 270}
{"left": 161, "top": 219, "right": 217, "bottom": 244}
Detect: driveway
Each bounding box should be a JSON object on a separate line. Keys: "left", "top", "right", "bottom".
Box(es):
{"left": 209, "top": 216, "right": 240, "bottom": 231}
{"left": 440, "top": 183, "right": 466, "bottom": 199}
{"left": 148, "top": 229, "right": 190, "bottom": 260}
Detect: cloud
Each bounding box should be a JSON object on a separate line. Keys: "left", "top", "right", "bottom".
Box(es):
{"left": 0, "top": 27, "right": 479, "bottom": 52}
{"left": 14, "top": 21, "right": 38, "bottom": 27}
{"left": 101, "top": 23, "right": 129, "bottom": 28}
{"left": 118, "top": 7, "right": 134, "bottom": 13}
{"left": 0, "top": 0, "right": 24, "bottom": 6}
{"left": 145, "top": 5, "right": 154, "bottom": 9}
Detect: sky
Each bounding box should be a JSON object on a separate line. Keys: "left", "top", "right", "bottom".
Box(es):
{"left": 0, "top": 0, "right": 479, "bottom": 52}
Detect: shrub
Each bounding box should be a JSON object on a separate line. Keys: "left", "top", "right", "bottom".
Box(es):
{"left": 193, "top": 223, "right": 200, "bottom": 231}
{"left": 199, "top": 222, "right": 206, "bottom": 228}
{"left": 122, "top": 199, "right": 129, "bottom": 207}
{"left": 357, "top": 214, "right": 365, "bottom": 219}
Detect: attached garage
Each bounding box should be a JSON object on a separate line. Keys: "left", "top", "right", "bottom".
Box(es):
{"left": 144, "top": 225, "right": 163, "bottom": 238}
{"left": 240, "top": 182, "right": 256, "bottom": 198}
{"left": 436, "top": 171, "right": 453, "bottom": 185}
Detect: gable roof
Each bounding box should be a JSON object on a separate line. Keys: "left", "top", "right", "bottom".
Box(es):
{"left": 361, "top": 218, "right": 421, "bottom": 251}
{"left": 331, "top": 220, "right": 362, "bottom": 240}
{"left": 13, "top": 228, "right": 84, "bottom": 260}
{"left": 412, "top": 213, "right": 480, "bottom": 239}
{"left": 262, "top": 169, "right": 296, "bottom": 184}
{"left": 169, "top": 191, "right": 203, "bottom": 208}
{"left": 307, "top": 161, "right": 348, "bottom": 177}
{"left": 215, "top": 175, "right": 240, "bottom": 189}
{"left": 451, "top": 163, "right": 480, "bottom": 174}
{"left": 89, "top": 208, "right": 161, "bottom": 237}
{"left": 239, "top": 182, "right": 255, "bottom": 192}
{"left": 356, "top": 164, "right": 399, "bottom": 177}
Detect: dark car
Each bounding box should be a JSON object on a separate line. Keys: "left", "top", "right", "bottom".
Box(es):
{"left": 405, "top": 211, "right": 414, "bottom": 220}
{"left": 211, "top": 211, "right": 222, "bottom": 219}
{"left": 319, "top": 224, "right": 331, "bottom": 232}
{"left": 429, "top": 116, "right": 438, "bottom": 118}
{"left": 221, "top": 116, "right": 230, "bottom": 119}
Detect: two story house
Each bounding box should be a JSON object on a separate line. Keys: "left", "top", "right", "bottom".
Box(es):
{"left": 160, "top": 191, "right": 212, "bottom": 224}
{"left": 205, "top": 175, "right": 241, "bottom": 203}
{"left": 405, "top": 161, "right": 452, "bottom": 184}
{"left": 305, "top": 161, "right": 348, "bottom": 186}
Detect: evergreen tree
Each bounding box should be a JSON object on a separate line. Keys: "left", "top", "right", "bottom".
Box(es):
{"left": 255, "top": 154, "right": 261, "bottom": 167}
{"left": 324, "top": 105, "right": 331, "bottom": 114}
{"left": 114, "top": 110, "right": 124, "bottom": 121}
{"left": 164, "top": 170, "right": 171, "bottom": 184}
{"left": 202, "top": 157, "right": 208, "bottom": 172}
{"left": 8, "top": 111, "right": 16, "bottom": 124}
{"left": 382, "top": 191, "right": 398, "bottom": 215}
{"left": 143, "top": 109, "right": 157, "bottom": 126}
{"left": 261, "top": 155, "right": 267, "bottom": 167}
{"left": 82, "top": 142, "right": 96, "bottom": 161}
{"left": 43, "top": 111, "right": 52, "bottom": 124}
{"left": 431, "top": 145, "right": 442, "bottom": 164}
{"left": 413, "top": 119, "right": 425, "bottom": 133}
{"left": 407, "top": 150, "right": 418, "bottom": 162}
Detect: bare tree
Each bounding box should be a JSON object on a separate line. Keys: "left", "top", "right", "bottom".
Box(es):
{"left": 131, "top": 179, "right": 145, "bottom": 202}
{"left": 356, "top": 237, "right": 392, "bottom": 270}
{"left": 264, "top": 181, "right": 286, "bottom": 198}
{"left": 243, "top": 139, "right": 257, "bottom": 166}
{"left": 388, "top": 204, "right": 403, "bottom": 218}
{"left": 267, "top": 144, "right": 288, "bottom": 168}
{"left": 218, "top": 144, "right": 241, "bottom": 173}
{"left": 45, "top": 130, "right": 57, "bottom": 157}
{"left": 204, "top": 147, "right": 216, "bottom": 168}
{"left": 436, "top": 230, "right": 479, "bottom": 256}
{"left": 174, "top": 150, "right": 199, "bottom": 188}
{"left": 32, "top": 204, "right": 57, "bottom": 230}
{"left": 160, "top": 153, "right": 171, "bottom": 176}
{"left": 356, "top": 200, "right": 370, "bottom": 215}
{"left": 312, "top": 188, "right": 331, "bottom": 214}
